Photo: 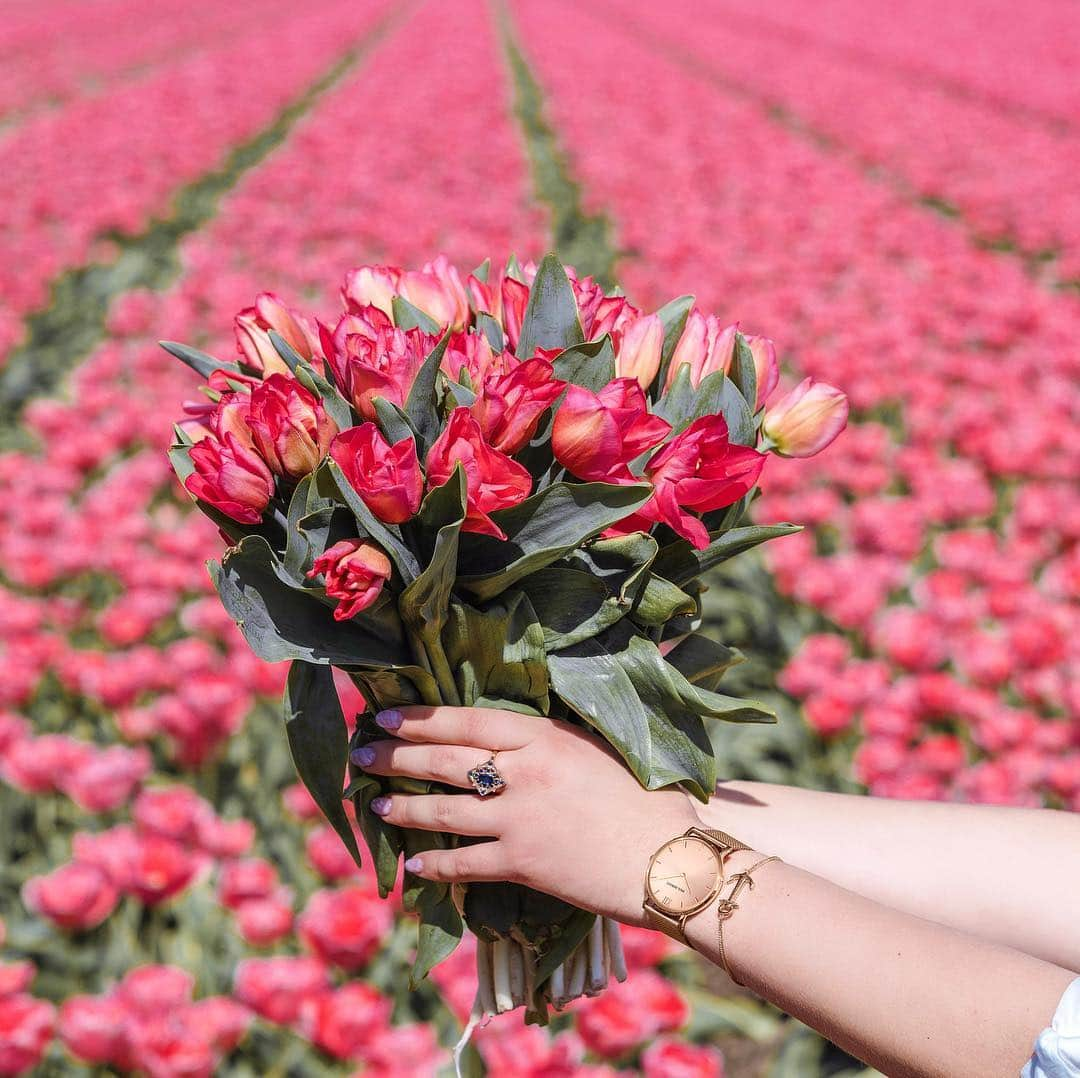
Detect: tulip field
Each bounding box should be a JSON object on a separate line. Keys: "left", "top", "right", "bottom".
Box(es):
{"left": 1, "top": 1, "right": 1078, "bottom": 1075}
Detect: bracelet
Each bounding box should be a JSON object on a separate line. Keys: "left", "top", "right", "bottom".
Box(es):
{"left": 716, "top": 855, "right": 781, "bottom": 986}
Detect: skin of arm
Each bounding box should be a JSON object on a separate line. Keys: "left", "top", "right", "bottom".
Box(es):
{"left": 699, "top": 782, "right": 1080, "bottom": 973}
{"left": 354, "top": 705, "right": 1076, "bottom": 1078}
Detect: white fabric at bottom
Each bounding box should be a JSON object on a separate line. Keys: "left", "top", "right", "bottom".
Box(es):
{"left": 1022, "top": 977, "right": 1080, "bottom": 1077}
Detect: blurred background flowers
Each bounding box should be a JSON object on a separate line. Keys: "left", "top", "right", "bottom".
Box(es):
{"left": 1, "top": 0, "right": 1078, "bottom": 1075}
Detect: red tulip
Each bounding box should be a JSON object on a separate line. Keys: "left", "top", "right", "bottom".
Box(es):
{"left": 234, "top": 293, "right": 319, "bottom": 376}
{"left": 426, "top": 408, "right": 533, "bottom": 538}
{"left": 233, "top": 892, "right": 294, "bottom": 947}
{"left": 762, "top": 377, "right": 849, "bottom": 457}
{"left": 22, "top": 862, "right": 119, "bottom": 931}
{"left": 471, "top": 357, "right": 566, "bottom": 453}
{"left": 185, "top": 432, "right": 274, "bottom": 524}
{"left": 500, "top": 275, "right": 530, "bottom": 349}
{"left": 330, "top": 424, "right": 422, "bottom": 524}
{"left": 217, "top": 858, "right": 278, "bottom": 910}
{"left": 307, "top": 540, "right": 392, "bottom": 621}
{"left": 441, "top": 331, "right": 514, "bottom": 386}
{"left": 322, "top": 311, "right": 437, "bottom": 420}
{"left": 125, "top": 836, "right": 200, "bottom": 905}
{"left": 0, "top": 995, "right": 55, "bottom": 1076}
{"left": 234, "top": 957, "right": 330, "bottom": 1026}
{"left": 244, "top": 374, "right": 337, "bottom": 480}
{"left": 298, "top": 886, "right": 395, "bottom": 971}
{"left": 58, "top": 995, "right": 127, "bottom": 1066}
{"left": 613, "top": 415, "right": 765, "bottom": 549}
{"left": 298, "top": 983, "right": 392, "bottom": 1060}
{"left": 552, "top": 378, "right": 671, "bottom": 482}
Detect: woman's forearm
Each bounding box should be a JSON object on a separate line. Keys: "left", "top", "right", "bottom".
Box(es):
{"left": 698, "top": 782, "right": 1080, "bottom": 972}
{"left": 684, "top": 852, "right": 1074, "bottom": 1078}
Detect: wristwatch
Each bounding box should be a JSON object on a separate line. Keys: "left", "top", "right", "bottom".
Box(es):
{"left": 643, "top": 826, "right": 752, "bottom": 942}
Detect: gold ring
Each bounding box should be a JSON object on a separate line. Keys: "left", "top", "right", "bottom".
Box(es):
{"left": 466, "top": 753, "right": 507, "bottom": 796}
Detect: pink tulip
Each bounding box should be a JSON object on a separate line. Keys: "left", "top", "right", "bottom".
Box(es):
{"left": 307, "top": 540, "right": 392, "bottom": 621}
{"left": 331, "top": 423, "right": 423, "bottom": 524}
{"left": 470, "top": 356, "right": 566, "bottom": 454}
{"left": 614, "top": 312, "right": 664, "bottom": 389}
{"left": 185, "top": 432, "right": 274, "bottom": 524}
{"left": 762, "top": 377, "right": 849, "bottom": 457}
{"left": 398, "top": 255, "right": 470, "bottom": 330}
{"left": 552, "top": 379, "right": 671, "bottom": 483}
{"left": 745, "top": 334, "right": 779, "bottom": 407}
{"left": 426, "top": 408, "right": 533, "bottom": 538}
{"left": 246, "top": 374, "right": 338, "bottom": 480}
{"left": 665, "top": 309, "right": 737, "bottom": 389}
{"left": 341, "top": 264, "right": 401, "bottom": 321}
{"left": 234, "top": 293, "right": 319, "bottom": 376}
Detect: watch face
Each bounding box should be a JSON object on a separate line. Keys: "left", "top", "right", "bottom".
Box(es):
{"left": 647, "top": 837, "right": 723, "bottom": 915}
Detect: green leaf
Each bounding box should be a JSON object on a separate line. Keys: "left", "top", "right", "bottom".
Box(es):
{"left": 548, "top": 642, "right": 651, "bottom": 784}
{"left": 168, "top": 439, "right": 194, "bottom": 484}
{"left": 457, "top": 482, "right": 653, "bottom": 601}
{"left": 729, "top": 331, "right": 757, "bottom": 411}
{"left": 210, "top": 535, "right": 408, "bottom": 666}
{"left": 476, "top": 311, "right": 505, "bottom": 352}
{"left": 159, "top": 340, "right": 240, "bottom": 380}
{"left": 632, "top": 574, "right": 697, "bottom": 626}
{"left": 551, "top": 335, "right": 616, "bottom": 392}
{"left": 444, "top": 594, "right": 550, "bottom": 710}
{"left": 516, "top": 253, "right": 584, "bottom": 359}
{"left": 404, "top": 332, "right": 450, "bottom": 451}
{"left": 565, "top": 532, "right": 658, "bottom": 603}
{"left": 664, "top": 633, "right": 744, "bottom": 690}
{"left": 284, "top": 662, "right": 362, "bottom": 867}
{"left": 470, "top": 257, "right": 491, "bottom": 284}
{"left": 346, "top": 768, "right": 402, "bottom": 898}
{"left": 399, "top": 466, "right": 466, "bottom": 636}
{"left": 392, "top": 295, "right": 441, "bottom": 334}
{"left": 517, "top": 568, "right": 627, "bottom": 651}
{"left": 655, "top": 367, "right": 755, "bottom": 445}
{"left": 371, "top": 396, "right": 417, "bottom": 446}
{"left": 294, "top": 364, "right": 353, "bottom": 431}
{"left": 445, "top": 381, "right": 476, "bottom": 409}
{"left": 267, "top": 330, "right": 305, "bottom": 373}
{"left": 653, "top": 524, "right": 802, "bottom": 586}
{"left": 533, "top": 907, "right": 596, "bottom": 988}
{"left": 317, "top": 460, "right": 420, "bottom": 582}
{"left": 654, "top": 294, "right": 694, "bottom": 392}
{"left": 412, "top": 881, "right": 464, "bottom": 985}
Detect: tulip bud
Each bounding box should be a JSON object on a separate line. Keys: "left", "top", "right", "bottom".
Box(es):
{"left": 235, "top": 293, "right": 318, "bottom": 376}
{"left": 741, "top": 333, "right": 778, "bottom": 408}
{"left": 246, "top": 374, "right": 338, "bottom": 480}
{"left": 426, "top": 408, "right": 532, "bottom": 538}
{"left": 307, "top": 540, "right": 392, "bottom": 621}
{"left": 762, "top": 377, "right": 849, "bottom": 457}
{"left": 552, "top": 379, "right": 671, "bottom": 483}
{"left": 185, "top": 433, "right": 274, "bottom": 524}
{"left": 330, "top": 424, "right": 422, "bottom": 524}
{"left": 499, "top": 275, "right": 530, "bottom": 350}
{"left": 665, "top": 310, "right": 737, "bottom": 389}
{"left": 614, "top": 313, "right": 663, "bottom": 390}
{"left": 341, "top": 265, "right": 401, "bottom": 321}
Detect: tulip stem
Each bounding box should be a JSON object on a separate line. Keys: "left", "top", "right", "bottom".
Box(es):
{"left": 423, "top": 631, "right": 462, "bottom": 706}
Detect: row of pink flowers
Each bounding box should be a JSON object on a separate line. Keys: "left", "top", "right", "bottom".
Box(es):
{"left": 616, "top": 0, "right": 1080, "bottom": 277}
{"left": 0, "top": 0, "right": 393, "bottom": 364}
{"left": 511, "top": 0, "right": 1080, "bottom": 807}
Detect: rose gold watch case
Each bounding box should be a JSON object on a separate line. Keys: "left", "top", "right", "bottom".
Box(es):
{"left": 643, "top": 827, "right": 735, "bottom": 936}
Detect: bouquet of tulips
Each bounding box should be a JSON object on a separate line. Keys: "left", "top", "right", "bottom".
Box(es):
{"left": 165, "top": 253, "right": 846, "bottom": 1026}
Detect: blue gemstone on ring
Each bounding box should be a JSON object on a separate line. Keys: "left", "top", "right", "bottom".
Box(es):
{"left": 467, "top": 757, "right": 506, "bottom": 796}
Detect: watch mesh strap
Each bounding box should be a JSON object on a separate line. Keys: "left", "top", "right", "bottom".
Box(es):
{"left": 695, "top": 828, "right": 753, "bottom": 855}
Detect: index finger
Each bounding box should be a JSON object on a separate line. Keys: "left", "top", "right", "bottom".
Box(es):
{"left": 370, "top": 705, "right": 542, "bottom": 750}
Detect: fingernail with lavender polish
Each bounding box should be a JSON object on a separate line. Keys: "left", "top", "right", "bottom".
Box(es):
{"left": 404, "top": 857, "right": 424, "bottom": 873}
{"left": 375, "top": 709, "right": 403, "bottom": 731}
{"left": 350, "top": 745, "right": 375, "bottom": 767}
{"left": 370, "top": 796, "right": 391, "bottom": 816}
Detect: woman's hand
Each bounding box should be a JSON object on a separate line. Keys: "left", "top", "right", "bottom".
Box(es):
{"left": 351, "top": 705, "right": 702, "bottom": 926}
